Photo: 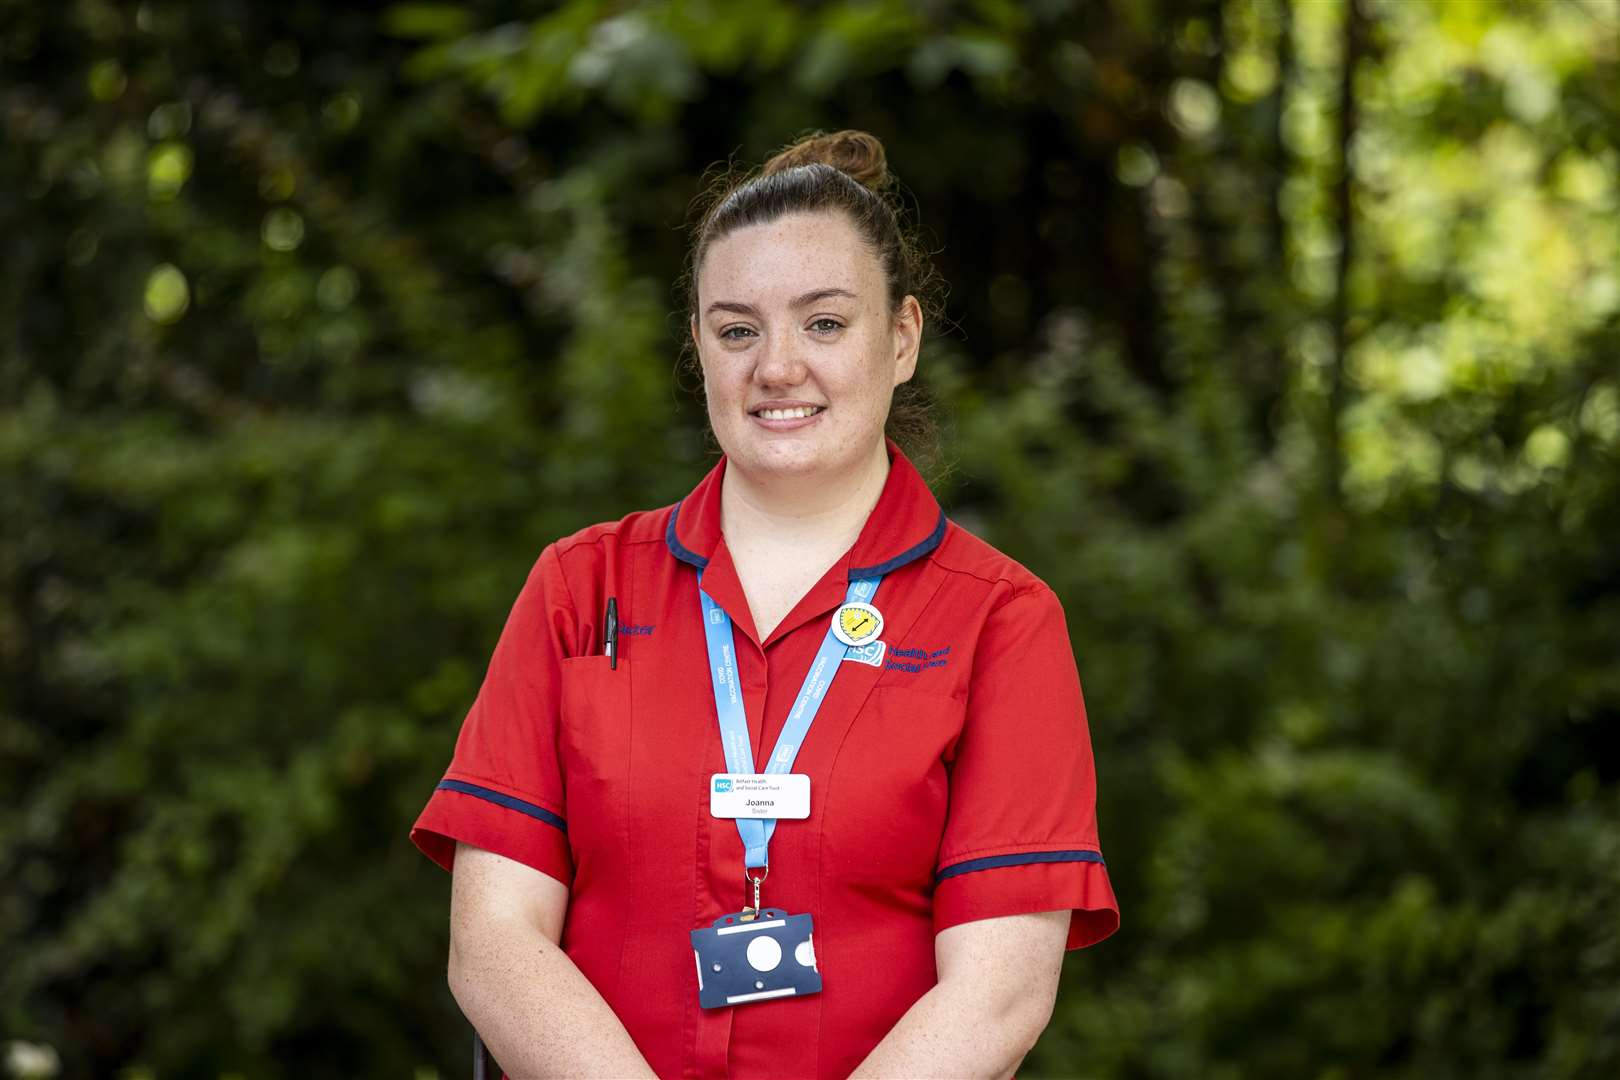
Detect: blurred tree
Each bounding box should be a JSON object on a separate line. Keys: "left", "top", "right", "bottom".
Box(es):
{"left": 1, "top": 0, "right": 1616, "bottom": 1075}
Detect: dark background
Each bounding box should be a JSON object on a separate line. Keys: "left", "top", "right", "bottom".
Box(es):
{"left": 3, "top": 0, "right": 1618, "bottom": 1075}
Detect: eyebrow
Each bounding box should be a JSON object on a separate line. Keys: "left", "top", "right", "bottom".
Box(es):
{"left": 704, "top": 287, "right": 858, "bottom": 318}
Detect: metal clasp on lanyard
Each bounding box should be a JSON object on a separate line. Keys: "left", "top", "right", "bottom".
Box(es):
{"left": 739, "top": 866, "right": 768, "bottom": 922}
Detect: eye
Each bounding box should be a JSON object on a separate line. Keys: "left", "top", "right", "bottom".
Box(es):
{"left": 719, "top": 325, "right": 756, "bottom": 340}
{"left": 809, "top": 318, "right": 843, "bottom": 334}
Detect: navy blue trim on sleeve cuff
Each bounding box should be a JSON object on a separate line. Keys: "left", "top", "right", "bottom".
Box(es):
{"left": 935, "top": 849, "right": 1104, "bottom": 882}
{"left": 436, "top": 779, "right": 567, "bottom": 833}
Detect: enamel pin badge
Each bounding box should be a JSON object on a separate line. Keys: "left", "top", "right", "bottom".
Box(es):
{"left": 831, "top": 601, "right": 883, "bottom": 648}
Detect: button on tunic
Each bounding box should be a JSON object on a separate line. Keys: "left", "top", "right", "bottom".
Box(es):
{"left": 411, "top": 440, "right": 1119, "bottom": 1078}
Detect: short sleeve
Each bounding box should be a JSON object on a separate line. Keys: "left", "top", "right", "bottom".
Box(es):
{"left": 933, "top": 585, "right": 1119, "bottom": 949}
{"left": 409, "top": 542, "right": 576, "bottom": 886}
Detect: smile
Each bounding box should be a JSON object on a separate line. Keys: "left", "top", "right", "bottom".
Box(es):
{"left": 751, "top": 405, "right": 825, "bottom": 420}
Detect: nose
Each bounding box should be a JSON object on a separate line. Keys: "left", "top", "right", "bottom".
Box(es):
{"left": 751, "top": 325, "right": 808, "bottom": 388}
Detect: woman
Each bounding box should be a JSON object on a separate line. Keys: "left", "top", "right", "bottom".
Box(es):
{"left": 410, "top": 130, "right": 1119, "bottom": 1078}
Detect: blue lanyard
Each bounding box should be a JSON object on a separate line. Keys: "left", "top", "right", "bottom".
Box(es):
{"left": 698, "top": 572, "right": 882, "bottom": 869}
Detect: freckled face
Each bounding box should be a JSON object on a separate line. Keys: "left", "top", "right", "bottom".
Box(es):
{"left": 691, "top": 210, "right": 920, "bottom": 481}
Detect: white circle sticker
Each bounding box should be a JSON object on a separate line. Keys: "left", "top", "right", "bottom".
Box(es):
{"left": 746, "top": 935, "right": 783, "bottom": 972}
{"left": 832, "top": 601, "right": 883, "bottom": 647}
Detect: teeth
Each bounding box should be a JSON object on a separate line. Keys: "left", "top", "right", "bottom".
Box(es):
{"left": 757, "top": 406, "right": 822, "bottom": 420}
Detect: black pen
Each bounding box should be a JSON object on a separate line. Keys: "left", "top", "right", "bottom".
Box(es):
{"left": 604, "top": 596, "right": 618, "bottom": 669}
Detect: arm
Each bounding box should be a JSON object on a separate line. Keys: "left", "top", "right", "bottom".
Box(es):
{"left": 448, "top": 842, "right": 656, "bottom": 1078}
{"left": 850, "top": 909, "right": 1070, "bottom": 1079}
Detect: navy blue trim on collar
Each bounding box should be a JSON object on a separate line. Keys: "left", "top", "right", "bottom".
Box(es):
{"left": 849, "top": 509, "right": 948, "bottom": 581}
{"left": 666, "top": 500, "right": 944, "bottom": 580}
{"left": 935, "top": 848, "right": 1104, "bottom": 882}
{"left": 437, "top": 779, "right": 567, "bottom": 833}
{"left": 664, "top": 499, "right": 709, "bottom": 570}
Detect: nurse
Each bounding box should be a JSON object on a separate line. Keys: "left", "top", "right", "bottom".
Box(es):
{"left": 411, "top": 129, "right": 1119, "bottom": 1078}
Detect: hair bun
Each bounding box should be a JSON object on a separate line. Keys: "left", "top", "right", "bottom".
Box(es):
{"left": 762, "top": 129, "right": 890, "bottom": 190}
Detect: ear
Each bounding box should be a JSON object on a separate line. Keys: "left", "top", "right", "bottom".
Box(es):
{"left": 891, "top": 295, "right": 922, "bottom": 386}
{"left": 690, "top": 313, "right": 701, "bottom": 351}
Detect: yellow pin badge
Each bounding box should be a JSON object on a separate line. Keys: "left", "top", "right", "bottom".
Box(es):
{"left": 832, "top": 601, "right": 884, "bottom": 648}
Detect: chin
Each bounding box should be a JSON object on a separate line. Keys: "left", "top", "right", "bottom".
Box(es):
{"left": 728, "top": 435, "right": 839, "bottom": 477}
{"left": 747, "top": 444, "right": 826, "bottom": 474}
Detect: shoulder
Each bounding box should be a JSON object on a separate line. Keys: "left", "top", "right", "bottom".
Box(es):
{"left": 551, "top": 502, "right": 673, "bottom": 560}
{"left": 521, "top": 502, "right": 676, "bottom": 602}
{"left": 926, "top": 517, "right": 1058, "bottom": 610}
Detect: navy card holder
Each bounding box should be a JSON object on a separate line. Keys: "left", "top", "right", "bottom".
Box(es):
{"left": 691, "top": 908, "right": 821, "bottom": 1009}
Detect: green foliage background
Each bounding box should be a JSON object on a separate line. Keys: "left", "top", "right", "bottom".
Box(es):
{"left": 3, "top": 0, "right": 1618, "bottom": 1075}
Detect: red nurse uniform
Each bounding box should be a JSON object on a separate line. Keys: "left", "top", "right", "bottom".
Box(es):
{"left": 411, "top": 438, "right": 1119, "bottom": 1078}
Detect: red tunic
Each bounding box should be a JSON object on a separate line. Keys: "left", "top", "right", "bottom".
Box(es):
{"left": 412, "top": 439, "right": 1119, "bottom": 1078}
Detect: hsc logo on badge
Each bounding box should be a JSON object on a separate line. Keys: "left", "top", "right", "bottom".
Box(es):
{"left": 713, "top": 778, "right": 733, "bottom": 794}
{"left": 842, "top": 639, "right": 887, "bottom": 667}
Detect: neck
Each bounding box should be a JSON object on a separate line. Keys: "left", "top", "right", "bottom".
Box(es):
{"left": 720, "top": 439, "right": 891, "bottom": 555}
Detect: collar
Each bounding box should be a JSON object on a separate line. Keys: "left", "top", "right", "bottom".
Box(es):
{"left": 664, "top": 437, "right": 946, "bottom": 646}
{"left": 665, "top": 437, "right": 945, "bottom": 580}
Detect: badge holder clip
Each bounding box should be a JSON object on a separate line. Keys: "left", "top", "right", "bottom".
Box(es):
{"left": 739, "top": 867, "right": 768, "bottom": 922}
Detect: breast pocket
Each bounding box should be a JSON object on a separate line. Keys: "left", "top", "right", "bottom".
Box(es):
{"left": 822, "top": 684, "right": 966, "bottom": 888}
{"left": 557, "top": 656, "right": 634, "bottom": 871}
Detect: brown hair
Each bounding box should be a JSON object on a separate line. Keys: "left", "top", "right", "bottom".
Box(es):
{"left": 679, "top": 129, "right": 945, "bottom": 475}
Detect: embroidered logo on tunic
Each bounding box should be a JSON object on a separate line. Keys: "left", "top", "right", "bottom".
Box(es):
{"left": 884, "top": 645, "right": 951, "bottom": 674}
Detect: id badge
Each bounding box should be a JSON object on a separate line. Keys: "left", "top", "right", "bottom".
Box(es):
{"left": 709, "top": 773, "right": 810, "bottom": 819}
{"left": 690, "top": 908, "right": 821, "bottom": 1008}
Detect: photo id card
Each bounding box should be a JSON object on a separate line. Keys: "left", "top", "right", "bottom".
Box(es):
{"left": 691, "top": 908, "right": 821, "bottom": 1008}
{"left": 709, "top": 773, "right": 810, "bottom": 820}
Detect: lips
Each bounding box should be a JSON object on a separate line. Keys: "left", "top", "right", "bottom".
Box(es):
{"left": 751, "top": 404, "right": 826, "bottom": 420}
{"left": 747, "top": 400, "right": 827, "bottom": 431}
